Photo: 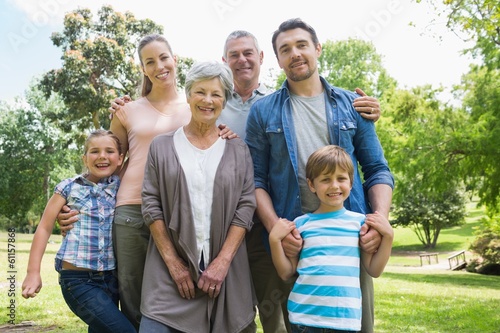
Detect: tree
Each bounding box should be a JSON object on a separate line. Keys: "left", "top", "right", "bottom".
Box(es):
{"left": 318, "top": 39, "right": 396, "bottom": 98}
{"left": 418, "top": 0, "right": 500, "bottom": 212}
{"left": 176, "top": 56, "right": 195, "bottom": 90}
{"left": 275, "top": 38, "right": 397, "bottom": 97}
{"left": 379, "top": 86, "right": 469, "bottom": 193}
{"left": 418, "top": 0, "right": 499, "bottom": 68}
{"left": 377, "top": 86, "right": 469, "bottom": 247}
{"left": 0, "top": 85, "right": 78, "bottom": 230}
{"left": 392, "top": 185, "right": 466, "bottom": 248}
{"left": 39, "top": 5, "right": 164, "bottom": 145}
{"left": 455, "top": 66, "right": 500, "bottom": 212}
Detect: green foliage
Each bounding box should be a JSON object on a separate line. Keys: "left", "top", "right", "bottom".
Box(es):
{"left": 456, "top": 66, "right": 500, "bottom": 211}
{"left": 378, "top": 86, "right": 470, "bottom": 248}
{"left": 391, "top": 206, "right": 482, "bottom": 253}
{"left": 417, "top": 0, "right": 500, "bottom": 213}
{"left": 379, "top": 86, "right": 469, "bottom": 195}
{"left": 39, "top": 5, "right": 163, "bottom": 145}
{"left": 0, "top": 85, "right": 78, "bottom": 230}
{"left": 423, "top": 0, "right": 500, "bottom": 68}
{"left": 469, "top": 215, "right": 500, "bottom": 264}
{"left": 176, "top": 56, "right": 195, "bottom": 90}
{"left": 392, "top": 185, "right": 466, "bottom": 248}
{"left": 274, "top": 70, "right": 286, "bottom": 90}
{"left": 318, "top": 39, "right": 397, "bottom": 98}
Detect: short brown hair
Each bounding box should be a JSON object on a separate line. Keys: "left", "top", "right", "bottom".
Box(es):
{"left": 306, "top": 145, "right": 354, "bottom": 186}
{"left": 272, "top": 18, "right": 320, "bottom": 58}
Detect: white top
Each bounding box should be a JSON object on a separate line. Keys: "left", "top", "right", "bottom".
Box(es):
{"left": 173, "top": 127, "right": 226, "bottom": 270}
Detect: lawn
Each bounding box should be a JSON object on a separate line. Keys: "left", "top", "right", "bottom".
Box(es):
{"left": 1, "top": 199, "right": 499, "bottom": 332}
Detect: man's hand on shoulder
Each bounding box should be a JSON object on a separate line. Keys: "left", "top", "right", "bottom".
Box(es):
{"left": 108, "top": 95, "right": 132, "bottom": 120}
{"left": 353, "top": 88, "right": 381, "bottom": 122}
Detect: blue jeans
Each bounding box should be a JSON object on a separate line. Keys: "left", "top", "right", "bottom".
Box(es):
{"left": 59, "top": 270, "right": 136, "bottom": 333}
{"left": 291, "top": 323, "right": 359, "bottom": 333}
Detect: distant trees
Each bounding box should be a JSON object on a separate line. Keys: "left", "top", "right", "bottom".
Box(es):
{"left": 419, "top": 0, "right": 500, "bottom": 212}
{"left": 39, "top": 5, "right": 164, "bottom": 145}
{"left": 415, "top": 0, "right": 499, "bottom": 258}
{"left": 317, "top": 39, "right": 396, "bottom": 98}
{"left": 0, "top": 85, "right": 78, "bottom": 230}
{"left": 376, "top": 86, "right": 468, "bottom": 248}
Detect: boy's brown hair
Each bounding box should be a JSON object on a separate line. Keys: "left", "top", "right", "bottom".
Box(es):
{"left": 306, "top": 145, "right": 354, "bottom": 186}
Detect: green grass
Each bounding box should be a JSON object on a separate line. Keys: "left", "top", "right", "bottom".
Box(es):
{"left": 1, "top": 232, "right": 87, "bottom": 332}
{"left": 374, "top": 267, "right": 500, "bottom": 333}
{"left": 1, "top": 199, "right": 499, "bottom": 332}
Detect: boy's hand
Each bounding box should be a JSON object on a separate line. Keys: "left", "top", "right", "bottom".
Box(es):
{"left": 269, "top": 218, "right": 296, "bottom": 242}
{"left": 359, "top": 221, "right": 382, "bottom": 254}
{"left": 364, "top": 211, "right": 394, "bottom": 239}
{"left": 269, "top": 218, "right": 303, "bottom": 257}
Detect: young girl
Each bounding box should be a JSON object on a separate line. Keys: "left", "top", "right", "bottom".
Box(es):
{"left": 269, "top": 145, "right": 394, "bottom": 333}
{"left": 22, "top": 130, "right": 136, "bottom": 333}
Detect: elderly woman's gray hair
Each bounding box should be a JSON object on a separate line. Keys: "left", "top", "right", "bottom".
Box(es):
{"left": 185, "top": 61, "right": 234, "bottom": 107}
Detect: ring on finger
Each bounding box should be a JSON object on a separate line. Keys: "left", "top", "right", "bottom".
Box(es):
{"left": 371, "top": 107, "right": 374, "bottom": 114}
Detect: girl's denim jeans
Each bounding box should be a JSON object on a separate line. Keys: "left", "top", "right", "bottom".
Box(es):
{"left": 59, "top": 269, "right": 136, "bottom": 333}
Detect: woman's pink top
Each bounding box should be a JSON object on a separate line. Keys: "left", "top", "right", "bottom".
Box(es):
{"left": 114, "top": 96, "right": 191, "bottom": 207}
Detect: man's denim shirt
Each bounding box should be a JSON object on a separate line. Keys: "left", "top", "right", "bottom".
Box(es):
{"left": 245, "top": 77, "right": 394, "bottom": 221}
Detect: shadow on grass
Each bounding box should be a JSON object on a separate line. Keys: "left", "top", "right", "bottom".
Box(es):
{"left": 392, "top": 241, "right": 464, "bottom": 252}
{"left": 382, "top": 271, "right": 500, "bottom": 290}
{"left": 392, "top": 241, "right": 466, "bottom": 250}
{"left": 440, "top": 220, "right": 481, "bottom": 237}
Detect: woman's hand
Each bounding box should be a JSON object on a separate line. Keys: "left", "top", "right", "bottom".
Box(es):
{"left": 197, "top": 256, "right": 230, "bottom": 299}
{"left": 168, "top": 257, "right": 196, "bottom": 300}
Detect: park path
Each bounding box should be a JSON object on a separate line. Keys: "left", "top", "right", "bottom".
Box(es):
{"left": 0, "top": 321, "right": 57, "bottom": 332}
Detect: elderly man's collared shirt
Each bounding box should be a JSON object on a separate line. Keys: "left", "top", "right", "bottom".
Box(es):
{"left": 217, "top": 83, "right": 270, "bottom": 140}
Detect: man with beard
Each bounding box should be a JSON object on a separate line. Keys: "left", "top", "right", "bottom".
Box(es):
{"left": 245, "top": 18, "right": 394, "bottom": 333}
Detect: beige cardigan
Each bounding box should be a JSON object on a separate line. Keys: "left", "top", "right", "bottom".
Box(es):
{"left": 141, "top": 133, "right": 257, "bottom": 333}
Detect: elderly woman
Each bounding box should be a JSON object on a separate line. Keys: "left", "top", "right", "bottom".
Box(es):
{"left": 139, "top": 61, "right": 257, "bottom": 333}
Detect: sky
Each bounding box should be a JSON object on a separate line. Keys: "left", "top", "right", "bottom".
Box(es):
{"left": 0, "top": 0, "right": 474, "bottom": 103}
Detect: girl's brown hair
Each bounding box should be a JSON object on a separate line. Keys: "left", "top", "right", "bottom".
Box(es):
{"left": 84, "top": 129, "right": 122, "bottom": 155}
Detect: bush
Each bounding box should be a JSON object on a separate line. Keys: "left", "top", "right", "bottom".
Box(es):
{"left": 469, "top": 216, "right": 500, "bottom": 271}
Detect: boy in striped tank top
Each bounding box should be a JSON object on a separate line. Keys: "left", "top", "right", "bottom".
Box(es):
{"left": 269, "top": 145, "right": 393, "bottom": 333}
